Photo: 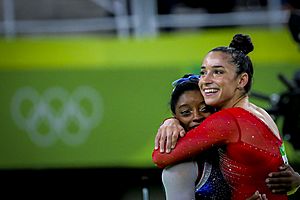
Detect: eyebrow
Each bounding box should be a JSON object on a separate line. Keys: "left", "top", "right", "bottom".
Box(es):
{"left": 178, "top": 100, "right": 205, "bottom": 109}
{"left": 178, "top": 103, "right": 190, "bottom": 108}
{"left": 201, "top": 65, "right": 225, "bottom": 69}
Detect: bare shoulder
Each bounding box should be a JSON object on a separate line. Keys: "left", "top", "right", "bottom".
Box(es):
{"left": 252, "top": 104, "right": 271, "bottom": 118}
{"left": 248, "top": 103, "right": 281, "bottom": 139}
{"left": 247, "top": 103, "right": 266, "bottom": 119}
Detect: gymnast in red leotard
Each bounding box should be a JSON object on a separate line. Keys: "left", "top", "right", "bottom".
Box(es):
{"left": 154, "top": 106, "right": 287, "bottom": 199}
{"left": 153, "top": 34, "right": 300, "bottom": 199}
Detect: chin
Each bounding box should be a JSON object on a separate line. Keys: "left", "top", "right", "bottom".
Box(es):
{"left": 204, "top": 99, "right": 218, "bottom": 107}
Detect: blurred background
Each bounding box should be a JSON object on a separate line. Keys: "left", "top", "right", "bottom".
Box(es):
{"left": 0, "top": 0, "right": 300, "bottom": 199}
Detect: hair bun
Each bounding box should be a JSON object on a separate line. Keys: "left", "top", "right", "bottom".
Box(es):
{"left": 229, "top": 34, "right": 254, "bottom": 55}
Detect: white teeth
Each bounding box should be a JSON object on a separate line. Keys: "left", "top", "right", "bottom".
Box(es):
{"left": 204, "top": 89, "right": 218, "bottom": 93}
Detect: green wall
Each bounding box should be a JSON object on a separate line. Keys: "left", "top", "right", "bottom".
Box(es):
{"left": 0, "top": 27, "right": 299, "bottom": 169}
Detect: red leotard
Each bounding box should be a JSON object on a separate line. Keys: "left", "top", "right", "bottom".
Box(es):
{"left": 152, "top": 107, "right": 287, "bottom": 200}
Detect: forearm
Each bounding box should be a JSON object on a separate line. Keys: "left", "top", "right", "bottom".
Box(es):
{"left": 152, "top": 126, "right": 226, "bottom": 168}
{"left": 152, "top": 140, "right": 197, "bottom": 168}
{"left": 152, "top": 111, "right": 236, "bottom": 168}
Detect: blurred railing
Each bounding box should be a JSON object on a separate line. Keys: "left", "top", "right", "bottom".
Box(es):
{"left": 0, "top": 0, "right": 289, "bottom": 39}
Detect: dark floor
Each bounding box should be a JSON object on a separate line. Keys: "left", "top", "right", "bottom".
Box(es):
{"left": 0, "top": 167, "right": 165, "bottom": 199}
{"left": 1, "top": 166, "right": 300, "bottom": 199}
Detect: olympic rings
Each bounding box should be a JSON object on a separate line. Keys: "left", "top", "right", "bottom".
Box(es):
{"left": 11, "top": 86, "right": 103, "bottom": 147}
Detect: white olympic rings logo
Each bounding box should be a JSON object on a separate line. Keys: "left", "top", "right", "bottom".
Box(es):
{"left": 11, "top": 86, "right": 103, "bottom": 147}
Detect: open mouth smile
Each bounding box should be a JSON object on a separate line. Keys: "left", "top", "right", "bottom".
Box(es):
{"left": 203, "top": 88, "right": 219, "bottom": 96}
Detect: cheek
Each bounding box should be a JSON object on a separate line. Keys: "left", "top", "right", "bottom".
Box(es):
{"left": 177, "top": 117, "right": 191, "bottom": 130}
{"left": 219, "top": 79, "right": 237, "bottom": 92}
{"left": 198, "top": 81, "right": 201, "bottom": 88}
{"left": 202, "top": 113, "right": 211, "bottom": 118}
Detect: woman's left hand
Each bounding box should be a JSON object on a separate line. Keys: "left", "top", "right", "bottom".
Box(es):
{"left": 266, "top": 164, "right": 300, "bottom": 194}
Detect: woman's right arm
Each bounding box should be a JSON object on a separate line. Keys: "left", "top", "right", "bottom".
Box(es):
{"left": 152, "top": 111, "right": 239, "bottom": 168}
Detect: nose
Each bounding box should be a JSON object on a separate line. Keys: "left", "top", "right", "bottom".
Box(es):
{"left": 199, "top": 72, "right": 213, "bottom": 90}
{"left": 200, "top": 72, "right": 213, "bottom": 84}
{"left": 192, "top": 111, "right": 203, "bottom": 122}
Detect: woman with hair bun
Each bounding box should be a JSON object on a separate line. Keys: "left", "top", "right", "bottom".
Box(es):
{"left": 153, "top": 34, "right": 300, "bottom": 199}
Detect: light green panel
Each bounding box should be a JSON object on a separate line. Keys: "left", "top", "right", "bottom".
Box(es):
{"left": 0, "top": 68, "right": 181, "bottom": 169}
{"left": 0, "top": 27, "right": 299, "bottom": 70}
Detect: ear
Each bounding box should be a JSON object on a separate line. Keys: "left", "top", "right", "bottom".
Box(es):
{"left": 237, "top": 72, "right": 248, "bottom": 89}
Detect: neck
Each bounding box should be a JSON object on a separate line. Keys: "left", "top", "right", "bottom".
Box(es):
{"left": 221, "top": 93, "right": 248, "bottom": 109}
{"left": 232, "top": 94, "right": 247, "bottom": 108}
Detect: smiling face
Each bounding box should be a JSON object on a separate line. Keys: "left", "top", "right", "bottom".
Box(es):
{"left": 174, "top": 90, "right": 211, "bottom": 131}
{"left": 199, "top": 51, "right": 246, "bottom": 109}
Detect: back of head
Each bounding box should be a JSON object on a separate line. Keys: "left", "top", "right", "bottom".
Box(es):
{"left": 210, "top": 33, "right": 254, "bottom": 93}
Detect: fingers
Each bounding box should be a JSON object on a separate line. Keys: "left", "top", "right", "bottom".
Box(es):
{"left": 246, "top": 190, "right": 260, "bottom": 200}
{"left": 268, "top": 171, "right": 292, "bottom": 178}
{"left": 155, "top": 126, "right": 185, "bottom": 153}
{"left": 154, "top": 130, "right": 161, "bottom": 150}
{"left": 154, "top": 118, "right": 184, "bottom": 153}
{"left": 159, "top": 129, "right": 167, "bottom": 153}
{"left": 266, "top": 164, "right": 300, "bottom": 195}
{"left": 261, "top": 194, "right": 268, "bottom": 200}
{"left": 279, "top": 164, "right": 289, "bottom": 171}
{"left": 179, "top": 129, "right": 186, "bottom": 137}
{"left": 246, "top": 191, "right": 267, "bottom": 200}
{"left": 165, "top": 129, "right": 178, "bottom": 153}
{"left": 266, "top": 177, "right": 291, "bottom": 184}
{"left": 266, "top": 178, "right": 291, "bottom": 194}
{"left": 171, "top": 132, "right": 179, "bottom": 149}
{"left": 269, "top": 188, "right": 289, "bottom": 194}
{"left": 266, "top": 176, "right": 291, "bottom": 191}
{"left": 266, "top": 169, "right": 298, "bottom": 194}
{"left": 266, "top": 182, "right": 290, "bottom": 189}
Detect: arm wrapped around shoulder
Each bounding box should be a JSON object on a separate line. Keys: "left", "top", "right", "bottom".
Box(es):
{"left": 152, "top": 109, "right": 239, "bottom": 168}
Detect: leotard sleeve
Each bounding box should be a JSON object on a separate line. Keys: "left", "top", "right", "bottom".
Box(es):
{"left": 152, "top": 110, "right": 240, "bottom": 168}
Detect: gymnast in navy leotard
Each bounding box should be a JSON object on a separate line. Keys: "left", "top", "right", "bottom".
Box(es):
{"left": 162, "top": 74, "right": 230, "bottom": 200}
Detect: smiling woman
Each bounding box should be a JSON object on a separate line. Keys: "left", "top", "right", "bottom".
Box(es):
{"left": 153, "top": 34, "right": 300, "bottom": 199}
{"left": 162, "top": 73, "right": 231, "bottom": 199}
{"left": 170, "top": 74, "right": 211, "bottom": 131}
{"left": 199, "top": 35, "right": 254, "bottom": 110}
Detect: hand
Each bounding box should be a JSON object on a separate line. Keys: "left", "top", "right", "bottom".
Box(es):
{"left": 266, "top": 164, "right": 300, "bottom": 194}
{"left": 154, "top": 118, "right": 185, "bottom": 153}
{"left": 246, "top": 191, "right": 268, "bottom": 200}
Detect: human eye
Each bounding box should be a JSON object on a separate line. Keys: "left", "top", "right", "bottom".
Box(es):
{"left": 200, "top": 70, "right": 207, "bottom": 76}
{"left": 214, "top": 69, "right": 224, "bottom": 75}
{"left": 199, "top": 106, "right": 211, "bottom": 113}
{"left": 180, "top": 110, "right": 192, "bottom": 116}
